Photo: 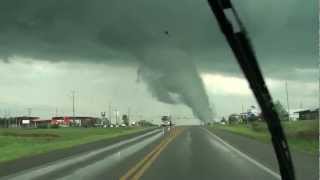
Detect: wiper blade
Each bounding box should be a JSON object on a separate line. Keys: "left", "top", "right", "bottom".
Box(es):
{"left": 206, "top": 0, "right": 295, "bottom": 179}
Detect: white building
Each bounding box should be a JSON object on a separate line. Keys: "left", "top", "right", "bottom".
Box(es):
{"left": 288, "top": 109, "right": 306, "bottom": 121}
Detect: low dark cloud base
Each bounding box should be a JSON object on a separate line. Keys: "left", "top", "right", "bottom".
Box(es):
{"left": 0, "top": 0, "right": 317, "bottom": 120}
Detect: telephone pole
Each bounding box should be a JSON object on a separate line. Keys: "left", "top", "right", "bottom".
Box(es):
{"left": 108, "top": 103, "right": 112, "bottom": 124}
{"left": 27, "top": 108, "right": 32, "bottom": 116}
{"left": 55, "top": 108, "right": 58, "bottom": 117}
{"left": 299, "top": 101, "right": 303, "bottom": 109}
{"left": 128, "top": 107, "right": 131, "bottom": 120}
{"left": 285, "top": 80, "right": 290, "bottom": 120}
{"left": 71, "top": 91, "right": 75, "bottom": 118}
{"left": 318, "top": 52, "right": 320, "bottom": 123}
{"left": 115, "top": 108, "right": 118, "bottom": 125}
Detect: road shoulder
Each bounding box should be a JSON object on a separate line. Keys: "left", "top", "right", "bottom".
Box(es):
{"left": 0, "top": 128, "right": 157, "bottom": 177}
{"left": 208, "top": 128, "right": 318, "bottom": 180}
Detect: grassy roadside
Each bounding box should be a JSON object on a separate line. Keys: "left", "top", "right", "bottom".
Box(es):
{"left": 207, "top": 120, "right": 318, "bottom": 155}
{"left": 0, "top": 127, "right": 147, "bottom": 163}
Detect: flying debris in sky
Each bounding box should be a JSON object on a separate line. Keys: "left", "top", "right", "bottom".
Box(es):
{"left": 164, "top": 30, "right": 169, "bottom": 36}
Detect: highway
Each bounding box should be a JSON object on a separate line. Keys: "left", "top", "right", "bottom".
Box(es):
{"left": 0, "top": 127, "right": 314, "bottom": 180}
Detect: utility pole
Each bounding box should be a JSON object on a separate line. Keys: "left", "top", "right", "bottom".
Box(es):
{"left": 115, "top": 108, "right": 118, "bottom": 125}
{"left": 71, "top": 91, "right": 75, "bottom": 119}
{"left": 299, "top": 101, "right": 303, "bottom": 109}
{"left": 128, "top": 107, "right": 131, "bottom": 120}
{"left": 4, "top": 109, "right": 7, "bottom": 128}
{"left": 108, "top": 103, "right": 112, "bottom": 124}
{"left": 127, "top": 107, "right": 131, "bottom": 126}
{"left": 55, "top": 108, "right": 58, "bottom": 117}
{"left": 285, "top": 80, "right": 290, "bottom": 120}
{"left": 318, "top": 51, "right": 320, "bottom": 123}
{"left": 27, "top": 108, "right": 32, "bottom": 116}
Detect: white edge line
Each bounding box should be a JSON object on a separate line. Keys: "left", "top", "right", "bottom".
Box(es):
{"left": 204, "top": 128, "right": 281, "bottom": 180}
{"left": 1, "top": 129, "right": 162, "bottom": 179}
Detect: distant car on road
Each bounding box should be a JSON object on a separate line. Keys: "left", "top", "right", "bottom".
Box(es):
{"left": 161, "top": 116, "right": 172, "bottom": 127}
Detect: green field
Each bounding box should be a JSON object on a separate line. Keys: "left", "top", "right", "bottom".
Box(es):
{"left": 208, "top": 120, "right": 318, "bottom": 154}
{"left": 0, "top": 127, "right": 146, "bottom": 163}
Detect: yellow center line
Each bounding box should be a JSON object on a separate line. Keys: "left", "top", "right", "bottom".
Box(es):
{"left": 119, "top": 127, "right": 184, "bottom": 180}
{"left": 131, "top": 129, "right": 184, "bottom": 180}
{"left": 119, "top": 136, "right": 168, "bottom": 180}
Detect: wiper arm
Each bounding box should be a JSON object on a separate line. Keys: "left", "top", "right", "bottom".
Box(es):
{"left": 206, "top": 0, "right": 295, "bottom": 179}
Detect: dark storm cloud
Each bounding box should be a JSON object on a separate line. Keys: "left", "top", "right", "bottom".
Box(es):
{"left": 0, "top": 0, "right": 316, "bottom": 120}
{"left": 0, "top": 0, "right": 316, "bottom": 69}
{"left": 198, "top": 0, "right": 318, "bottom": 80}
{"left": 0, "top": 0, "right": 201, "bottom": 66}
{"left": 0, "top": 0, "right": 221, "bottom": 121}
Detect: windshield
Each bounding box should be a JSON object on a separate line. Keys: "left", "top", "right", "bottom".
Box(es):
{"left": 0, "top": 0, "right": 318, "bottom": 180}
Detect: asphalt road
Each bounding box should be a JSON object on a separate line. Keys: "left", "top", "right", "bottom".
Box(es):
{"left": 211, "top": 129, "right": 318, "bottom": 180}
{"left": 0, "top": 126, "right": 313, "bottom": 180}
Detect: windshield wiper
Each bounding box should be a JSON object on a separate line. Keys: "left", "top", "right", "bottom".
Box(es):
{"left": 206, "top": 0, "right": 295, "bottom": 179}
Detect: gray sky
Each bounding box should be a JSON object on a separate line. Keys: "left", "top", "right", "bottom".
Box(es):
{"left": 0, "top": 0, "right": 317, "bottom": 124}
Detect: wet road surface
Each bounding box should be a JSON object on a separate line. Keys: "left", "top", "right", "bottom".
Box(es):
{"left": 0, "top": 127, "right": 287, "bottom": 180}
